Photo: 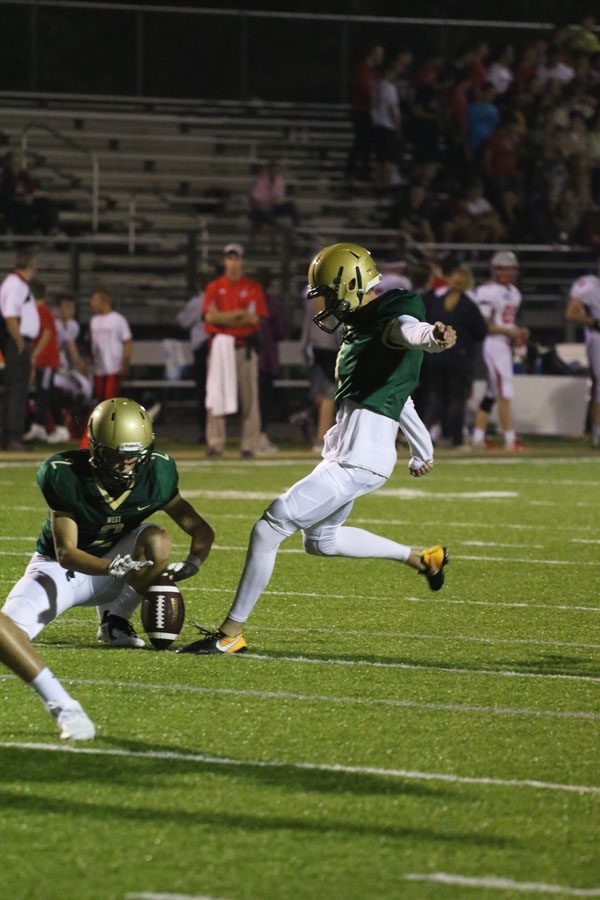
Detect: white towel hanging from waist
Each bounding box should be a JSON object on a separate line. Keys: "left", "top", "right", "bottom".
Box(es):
{"left": 206, "top": 334, "right": 238, "bottom": 416}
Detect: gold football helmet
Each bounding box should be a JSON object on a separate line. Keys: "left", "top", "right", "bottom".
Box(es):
{"left": 88, "top": 398, "right": 154, "bottom": 492}
{"left": 307, "top": 242, "right": 381, "bottom": 332}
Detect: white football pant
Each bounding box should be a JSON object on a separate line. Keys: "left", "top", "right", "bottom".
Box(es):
{"left": 2, "top": 523, "right": 153, "bottom": 640}
{"left": 227, "top": 460, "right": 411, "bottom": 624}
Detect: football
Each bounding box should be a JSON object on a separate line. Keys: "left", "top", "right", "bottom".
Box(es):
{"left": 140, "top": 574, "right": 185, "bottom": 650}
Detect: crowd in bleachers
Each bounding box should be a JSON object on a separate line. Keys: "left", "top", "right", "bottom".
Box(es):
{"left": 349, "top": 16, "right": 600, "bottom": 248}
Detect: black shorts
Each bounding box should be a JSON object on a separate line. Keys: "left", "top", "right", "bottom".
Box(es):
{"left": 373, "top": 125, "right": 398, "bottom": 163}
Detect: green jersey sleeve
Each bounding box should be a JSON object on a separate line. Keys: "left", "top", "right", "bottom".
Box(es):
{"left": 375, "top": 290, "right": 426, "bottom": 323}
{"left": 36, "top": 455, "right": 79, "bottom": 514}
{"left": 148, "top": 451, "right": 179, "bottom": 507}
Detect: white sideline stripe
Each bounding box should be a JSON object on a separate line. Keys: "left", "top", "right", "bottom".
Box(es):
{"left": 6, "top": 546, "right": 597, "bottom": 567}
{"left": 1, "top": 457, "right": 598, "bottom": 472}
{"left": 451, "top": 475, "right": 600, "bottom": 486}
{"left": 127, "top": 893, "right": 225, "bottom": 900}
{"left": 51, "top": 616, "right": 600, "bottom": 652}
{"left": 28, "top": 641, "right": 600, "bottom": 683}
{"left": 0, "top": 576, "right": 596, "bottom": 614}
{"left": 184, "top": 489, "right": 519, "bottom": 501}
{"left": 444, "top": 457, "right": 600, "bottom": 466}
{"left": 403, "top": 873, "right": 600, "bottom": 896}
{"left": 0, "top": 741, "right": 598, "bottom": 796}
{"left": 241, "top": 652, "right": 600, "bottom": 683}
{"left": 6, "top": 675, "right": 594, "bottom": 721}
{"left": 207, "top": 513, "right": 599, "bottom": 537}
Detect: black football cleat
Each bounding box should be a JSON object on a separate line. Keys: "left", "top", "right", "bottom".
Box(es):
{"left": 96, "top": 611, "right": 145, "bottom": 648}
{"left": 419, "top": 545, "right": 449, "bottom": 591}
{"left": 177, "top": 625, "right": 248, "bottom": 655}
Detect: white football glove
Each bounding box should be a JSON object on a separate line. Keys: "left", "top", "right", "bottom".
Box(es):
{"left": 165, "top": 555, "right": 201, "bottom": 582}
{"left": 107, "top": 554, "right": 153, "bottom": 578}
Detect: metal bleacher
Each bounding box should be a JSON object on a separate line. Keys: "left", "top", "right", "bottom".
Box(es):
{"left": 0, "top": 94, "right": 595, "bottom": 346}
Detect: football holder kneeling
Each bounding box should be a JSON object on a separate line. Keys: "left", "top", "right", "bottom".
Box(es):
{"left": 141, "top": 574, "right": 185, "bottom": 650}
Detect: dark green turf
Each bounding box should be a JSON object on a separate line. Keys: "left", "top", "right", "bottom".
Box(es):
{"left": 1, "top": 449, "right": 599, "bottom": 899}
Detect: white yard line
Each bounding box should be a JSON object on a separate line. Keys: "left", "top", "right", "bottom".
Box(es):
{"left": 403, "top": 873, "right": 600, "bottom": 896}
{"left": 0, "top": 740, "right": 598, "bottom": 796}
{"left": 184, "top": 489, "right": 520, "bottom": 501}
{"left": 43, "top": 616, "right": 600, "bottom": 652}
{"left": 0, "top": 576, "right": 596, "bottom": 613}
{"left": 2, "top": 674, "right": 595, "bottom": 721}
{"left": 127, "top": 893, "right": 225, "bottom": 900}
{"left": 3, "top": 545, "right": 597, "bottom": 566}
{"left": 26, "top": 639, "right": 600, "bottom": 683}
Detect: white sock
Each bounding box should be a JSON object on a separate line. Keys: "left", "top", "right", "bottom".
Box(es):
{"left": 317, "top": 526, "right": 411, "bottom": 561}
{"left": 31, "top": 667, "right": 74, "bottom": 708}
{"left": 593, "top": 424, "right": 600, "bottom": 440}
{"left": 472, "top": 427, "right": 485, "bottom": 446}
{"left": 227, "top": 518, "right": 285, "bottom": 624}
{"left": 504, "top": 430, "right": 516, "bottom": 446}
{"left": 110, "top": 584, "right": 144, "bottom": 620}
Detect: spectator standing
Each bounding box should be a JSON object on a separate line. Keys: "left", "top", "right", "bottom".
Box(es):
{"left": 176, "top": 287, "right": 209, "bottom": 444}
{"left": 371, "top": 59, "right": 403, "bottom": 187}
{"left": 472, "top": 250, "right": 529, "bottom": 452}
{"left": 89, "top": 287, "right": 132, "bottom": 401}
{"left": 467, "top": 83, "right": 500, "bottom": 170}
{"left": 249, "top": 161, "right": 300, "bottom": 240}
{"left": 53, "top": 292, "right": 93, "bottom": 403}
{"left": 424, "top": 265, "right": 488, "bottom": 448}
{"left": 470, "top": 40, "right": 490, "bottom": 91}
{"left": 487, "top": 46, "right": 515, "bottom": 96}
{"left": 255, "top": 268, "right": 287, "bottom": 456}
{"left": 0, "top": 247, "right": 40, "bottom": 451}
{"left": 411, "top": 53, "right": 443, "bottom": 164}
{"left": 346, "top": 44, "right": 384, "bottom": 181}
{"left": 24, "top": 279, "right": 70, "bottom": 445}
{"left": 569, "top": 15, "right": 600, "bottom": 56}
{"left": 565, "top": 271, "right": 600, "bottom": 448}
{"left": 202, "top": 243, "right": 268, "bottom": 459}
{"left": 0, "top": 152, "right": 58, "bottom": 235}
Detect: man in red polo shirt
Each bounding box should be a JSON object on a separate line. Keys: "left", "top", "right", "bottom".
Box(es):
{"left": 202, "top": 243, "right": 268, "bottom": 458}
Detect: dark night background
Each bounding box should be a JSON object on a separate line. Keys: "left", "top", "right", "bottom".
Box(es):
{"left": 1, "top": 0, "right": 597, "bottom": 101}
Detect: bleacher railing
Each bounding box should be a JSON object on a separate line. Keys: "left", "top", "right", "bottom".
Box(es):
{"left": 3, "top": 1, "right": 595, "bottom": 103}
{"left": 21, "top": 121, "right": 100, "bottom": 233}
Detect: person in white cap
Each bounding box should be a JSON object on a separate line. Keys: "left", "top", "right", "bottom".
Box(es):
{"left": 472, "top": 250, "right": 529, "bottom": 451}
{"left": 566, "top": 265, "right": 600, "bottom": 448}
{"left": 202, "top": 243, "right": 268, "bottom": 458}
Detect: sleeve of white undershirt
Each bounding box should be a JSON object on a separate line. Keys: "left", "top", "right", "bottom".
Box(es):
{"left": 399, "top": 395, "right": 434, "bottom": 467}
{"left": 382, "top": 314, "right": 445, "bottom": 353}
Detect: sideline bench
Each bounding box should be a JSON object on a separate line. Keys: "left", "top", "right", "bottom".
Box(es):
{"left": 122, "top": 339, "right": 309, "bottom": 404}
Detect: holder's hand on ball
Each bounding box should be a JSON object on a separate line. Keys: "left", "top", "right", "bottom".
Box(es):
{"left": 165, "top": 555, "right": 201, "bottom": 582}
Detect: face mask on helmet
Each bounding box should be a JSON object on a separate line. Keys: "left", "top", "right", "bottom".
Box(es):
{"left": 307, "top": 243, "right": 381, "bottom": 333}
{"left": 88, "top": 399, "right": 154, "bottom": 494}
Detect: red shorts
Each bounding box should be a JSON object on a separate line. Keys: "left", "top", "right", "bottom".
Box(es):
{"left": 93, "top": 374, "right": 121, "bottom": 400}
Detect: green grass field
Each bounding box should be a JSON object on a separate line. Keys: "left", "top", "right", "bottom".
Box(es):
{"left": 1, "top": 446, "right": 599, "bottom": 900}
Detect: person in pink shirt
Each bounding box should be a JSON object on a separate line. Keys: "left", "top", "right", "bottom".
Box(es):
{"left": 249, "top": 161, "right": 300, "bottom": 234}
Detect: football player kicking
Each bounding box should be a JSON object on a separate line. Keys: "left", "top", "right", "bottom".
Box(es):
{"left": 178, "top": 242, "right": 456, "bottom": 655}
{"left": 1, "top": 397, "right": 214, "bottom": 738}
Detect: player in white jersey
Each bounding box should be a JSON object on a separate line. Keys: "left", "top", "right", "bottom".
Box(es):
{"left": 53, "top": 293, "right": 93, "bottom": 402}
{"left": 566, "top": 272, "right": 600, "bottom": 448}
{"left": 472, "top": 250, "right": 529, "bottom": 451}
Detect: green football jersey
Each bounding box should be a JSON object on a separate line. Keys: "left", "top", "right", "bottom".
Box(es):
{"left": 335, "top": 289, "right": 426, "bottom": 421}
{"left": 35, "top": 449, "right": 179, "bottom": 559}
